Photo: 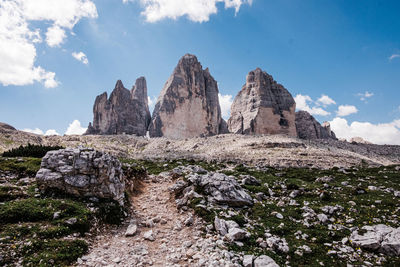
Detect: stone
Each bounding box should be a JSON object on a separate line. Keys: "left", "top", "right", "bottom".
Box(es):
{"left": 225, "top": 228, "right": 248, "bottom": 241}
{"left": 253, "top": 255, "right": 279, "bottom": 267}
{"left": 214, "top": 217, "right": 228, "bottom": 236}
{"left": 295, "top": 111, "right": 337, "bottom": 140}
{"left": 148, "top": 54, "right": 228, "bottom": 138}
{"left": 65, "top": 217, "right": 77, "bottom": 225}
{"left": 317, "top": 214, "right": 329, "bottom": 224}
{"left": 85, "top": 78, "right": 151, "bottom": 136}
{"left": 36, "top": 147, "right": 125, "bottom": 205}
{"left": 143, "top": 230, "right": 155, "bottom": 241}
{"left": 350, "top": 224, "right": 400, "bottom": 256}
{"left": 241, "top": 175, "right": 261, "bottom": 186}
{"left": 125, "top": 221, "right": 138, "bottom": 237}
{"left": 243, "top": 255, "right": 254, "bottom": 267}
{"left": 228, "top": 68, "right": 296, "bottom": 136}
{"left": 187, "top": 172, "right": 253, "bottom": 207}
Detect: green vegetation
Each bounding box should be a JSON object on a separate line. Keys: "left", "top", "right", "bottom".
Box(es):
{"left": 0, "top": 157, "right": 41, "bottom": 176}
{"left": 2, "top": 143, "right": 64, "bottom": 158}
{"left": 0, "top": 156, "right": 128, "bottom": 266}
{"left": 219, "top": 164, "right": 400, "bottom": 266}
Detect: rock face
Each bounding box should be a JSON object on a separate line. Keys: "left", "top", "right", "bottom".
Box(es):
{"left": 227, "top": 68, "right": 296, "bottom": 136}
{"left": 0, "top": 122, "right": 17, "bottom": 133}
{"left": 148, "top": 54, "right": 228, "bottom": 138}
{"left": 187, "top": 172, "right": 253, "bottom": 207}
{"left": 295, "top": 111, "right": 337, "bottom": 140}
{"left": 35, "top": 147, "right": 125, "bottom": 205}
{"left": 86, "top": 78, "right": 151, "bottom": 136}
{"left": 350, "top": 224, "right": 400, "bottom": 256}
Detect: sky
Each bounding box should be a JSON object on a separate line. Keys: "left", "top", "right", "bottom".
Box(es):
{"left": 0, "top": 0, "right": 399, "bottom": 144}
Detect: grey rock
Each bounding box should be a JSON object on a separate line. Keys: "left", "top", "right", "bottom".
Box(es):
{"left": 36, "top": 147, "right": 125, "bottom": 205}
{"left": 65, "top": 217, "right": 77, "bottom": 225}
{"left": 317, "top": 214, "right": 329, "bottom": 224}
{"left": 295, "top": 111, "right": 337, "bottom": 140}
{"left": 143, "top": 230, "right": 155, "bottom": 241}
{"left": 350, "top": 224, "right": 400, "bottom": 256}
{"left": 86, "top": 78, "right": 151, "bottom": 136}
{"left": 188, "top": 172, "right": 253, "bottom": 207}
{"left": 125, "top": 221, "right": 138, "bottom": 237}
{"left": 228, "top": 68, "right": 296, "bottom": 136}
{"left": 243, "top": 255, "right": 254, "bottom": 267}
{"left": 148, "top": 54, "right": 228, "bottom": 138}
{"left": 254, "top": 255, "right": 279, "bottom": 267}
{"left": 241, "top": 175, "right": 261, "bottom": 186}
{"left": 225, "top": 227, "right": 248, "bottom": 241}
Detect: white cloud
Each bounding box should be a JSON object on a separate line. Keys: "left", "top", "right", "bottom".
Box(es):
{"left": 45, "top": 25, "right": 66, "bottom": 47}
{"left": 128, "top": 0, "right": 252, "bottom": 23}
{"left": 294, "top": 94, "right": 330, "bottom": 116}
{"left": 44, "top": 129, "right": 60, "bottom": 136}
{"left": 218, "top": 93, "right": 233, "bottom": 119}
{"left": 330, "top": 117, "right": 400, "bottom": 145}
{"left": 317, "top": 94, "right": 336, "bottom": 107}
{"left": 336, "top": 105, "right": 358, "bottom": 117}
{"left": 65, "top": 120, "right": 87, "bottom": 135}
{"left": 22, "top": 128, "right": 44, "bottom": 135}
{"left": 148, "top": 96, "right": 158, "bottom": 113}
{"left": 72, "top": 51, "right": 89, "bottom": 64}
{"left": 389, "top": 54, "right": 400, "bottom": 61}
{"left": 357, "top": 91, "right": 374, "bottom": 102}
{"left": 0, "top": 0, "right": 97, "bottom": 88}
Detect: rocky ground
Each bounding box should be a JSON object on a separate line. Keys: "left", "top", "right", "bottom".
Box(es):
{"left": 2, "top": 129, "right": 400, "bottom": 169}
{"left": 79, "top": 172, "right": 242, "bottom": 267}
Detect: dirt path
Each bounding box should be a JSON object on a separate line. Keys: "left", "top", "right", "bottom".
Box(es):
{"left": 78, "top": 174, "right": 206, "bottom": 267}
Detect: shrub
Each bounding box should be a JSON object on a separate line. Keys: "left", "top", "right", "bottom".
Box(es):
{"left": 2, "top": 144, "right": 64, "bottom": 158}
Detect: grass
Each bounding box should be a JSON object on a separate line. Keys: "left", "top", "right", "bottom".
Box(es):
{"left": 0, "top": 156, "right": 128, "bottom": 266}
{"left": 0, "top": 157, "right": 41, "bottom": 176}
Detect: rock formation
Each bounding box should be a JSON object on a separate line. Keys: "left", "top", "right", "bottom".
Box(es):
{"left": 148, "top": 54, "right": 228, "bottom": 138}
{"left": 350, "top": 137, "right": 372, "bottom": 144}
{"left": 0, "top": 122, "right": 17, "bottom": 133}
{"left": 36, "top": 147, "right": 125, "bottom": 205}
{"left": 227, "top": 68, "right": 296, "bottom": 136}
{"left": 86, "top": 77, "right": 151, "bottom": 136}
{"left": 295, "top": 111, "right": 337, "bottom": 140}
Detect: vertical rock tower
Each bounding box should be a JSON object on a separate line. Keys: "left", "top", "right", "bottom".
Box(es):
{"left": 295, "top": 111, "right": 337, "bottom": 140}
{"left": 85, "top": 77, "right": 151, "bottom": 136}
{"left": 227, "top": 68, "right": 297, "bottom": 136}
{"left": 148, "top": 54, "right": 228, "bottom": 138}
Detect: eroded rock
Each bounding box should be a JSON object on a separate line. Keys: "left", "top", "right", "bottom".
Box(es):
{"left": 149, "top": 54, "right": 228, "bottom": 138}
{"left": 36, "top": 147, "right": 125, "bottom": 205}
{"left": 228, "top": 68, "right": 296, "bottom": 136}
{"left": 86, "top": 78, "right": 151, "bottom": 136}
{"left": 295, "top": 111, "right": 337, "bottom": 140}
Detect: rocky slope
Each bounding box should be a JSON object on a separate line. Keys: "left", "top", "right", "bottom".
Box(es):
{"left": 86, "top": 78, "right": 151, "bottom": 136}
{"left": 228, "top": 68, "right": 296, "bottom": 136}
{"left": 148, "top": 54, "right": 228, "bottom": 138}
{"left": 295, "top": 111, "right": 336, "bottom": 140}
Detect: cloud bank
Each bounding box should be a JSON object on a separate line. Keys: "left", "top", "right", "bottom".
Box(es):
{"left": 0, "top": 0, "right": 97, "bottom": 88}
{"left": 126, "top": 0, "right": 252, "bottom": 22}
{"left": 22, "top": 119, "right": 87, "bottom": 136}
{"left": 336, "top": 105, "right": 358, "bottom": 117}
{"left": 330, "top": 117, "right": 400, "bottom": 145}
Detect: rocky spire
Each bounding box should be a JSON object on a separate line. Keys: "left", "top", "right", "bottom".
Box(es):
{"left": 295, "top": 111, "right": 337, "bottom": 140}
{"left": 227, "top": 68, "right": 297, "bottom": 136}
{"left": 148, "top": 54, "right": 228, "bottom": 138}
{"left": 85, "top": 78, "right": 151, "bottom": 136}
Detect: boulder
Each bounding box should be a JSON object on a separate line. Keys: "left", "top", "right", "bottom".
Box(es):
{"left": 86, "top": 78, "right": 151, "bottom": 136}
{"left": 227, "top": 68, "right": 296, "bottom": 136}
{"left": 295, "top": 111, "right": 337, "bottom": 140}
{"left": 148, "top": 54, "right": 228, "bottom": 138}
{"left": 36, "top": 147, "right": 125, "bottom": 205}
{"left": 350, "top": 224, "right": 400, "bottom": 256}
{"left": 188, "top": 172, "right": 253, "bottom": 207}
{"left": 253, "top": 255, "right": 279, "bottom": 267}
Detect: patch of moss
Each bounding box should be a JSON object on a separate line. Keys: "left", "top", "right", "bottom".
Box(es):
{"left": 22, "top": 239, "right": 88, "bottom": 267}
{"left": 0, "top": 157, "right": 41, "bottom": 176}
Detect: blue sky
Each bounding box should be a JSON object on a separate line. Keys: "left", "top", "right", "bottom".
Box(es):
{"left": 1, "top": 0, "right": 399, "bottom": 144}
